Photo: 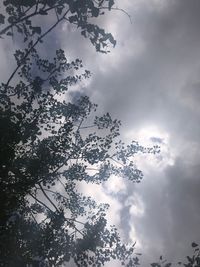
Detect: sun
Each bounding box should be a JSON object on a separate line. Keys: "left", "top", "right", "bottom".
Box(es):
{"left": 125, "top": 125, "right": 175, "bottom": 169}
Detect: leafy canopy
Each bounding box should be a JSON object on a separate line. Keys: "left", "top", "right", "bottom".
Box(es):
{"left": 0, "top": 44, "right": 159, "bottom": 266}
{"left": 0, "top": 1, "right": 160, "bottom": 266}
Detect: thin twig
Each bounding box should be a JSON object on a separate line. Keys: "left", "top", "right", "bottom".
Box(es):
{"left": 29, "top": 192, "right": 53, "bottom": 213}
{"left": 35, "top": 0, "right": 40, "bottom": 13}
{"left": 79, "top": 125, "right": 96, "bottom": 129}
{"left": 109, "top": 156, "right": 124, "bottom": 167}
{"left": 30, "top": 210, "right": 39, "bottom": 225}
{"left": 69, "top": 227, "right": 84, "bottom": 237}
{"left": 100, "top": 6, "right": 132, "bottom": 24}
{"left": 24, "top": 5, "right": 35, "bottom": 15}
{"left": 55, "top": 7, "right": 59, "bottom": 21}
{"left": 39, "top": 183, "right": 59, "bottom": 212}
{"left": 34, "top": 188, "right": 85, "bottom": 227}
{"left": 58, "top": 178, "right": 66, "bottom": 190}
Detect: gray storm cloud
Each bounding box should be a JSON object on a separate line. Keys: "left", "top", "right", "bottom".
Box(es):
{"left": 52, "top": 0, "right": 200, "bottom": 265}
{"left": 1, "top": 0, "right": 200, "bottom": 266}
{"left": 59, "top": 0, "right": 200, "bottom": 265}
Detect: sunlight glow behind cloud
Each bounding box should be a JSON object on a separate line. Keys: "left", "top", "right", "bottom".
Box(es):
{"left": 126, "top": 125, "right": 175, "bottom": 172}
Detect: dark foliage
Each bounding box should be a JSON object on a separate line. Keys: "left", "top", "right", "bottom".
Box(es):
{"left": 0, "top": 1, "right": 159, "bottom": 266}
{"left": 0, "top": 44, "right": 157, "bottom": 265}
{"left": 0, "top": 0, "right": 116, "bottom": 53}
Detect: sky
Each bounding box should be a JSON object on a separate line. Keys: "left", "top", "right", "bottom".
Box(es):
{"left": 1, "top": 0, "right": 200, "bottom": 266}
{"left": 58, "top": 0, "right": 200, "bottom": 265}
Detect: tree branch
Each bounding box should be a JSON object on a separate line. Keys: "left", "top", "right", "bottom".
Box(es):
{"left": 4, "top": 8, "right": 70, "bottom": 91}
{"left": 29, "top": 192, "right": 54, "bottom": 213}
{"left": 0, "top": 4, "right": 63, "bottom": 37}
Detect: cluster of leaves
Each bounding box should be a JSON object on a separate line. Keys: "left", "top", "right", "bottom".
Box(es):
{"left": 0, "top": 0, "right": 116, "bottom": 52}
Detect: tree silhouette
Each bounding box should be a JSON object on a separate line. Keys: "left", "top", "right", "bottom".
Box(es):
{"left": 0, "top": 1, "right": 159, "bottom": 266}
{"left": 0, "top": 45, "right": 158, "bottom": 265}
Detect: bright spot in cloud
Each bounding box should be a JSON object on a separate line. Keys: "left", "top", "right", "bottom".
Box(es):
{"left": 123, "top": 194, "right": 145, "bottom": 245}
{"left": 126, "top": 125, "right": 175, "bottom": 170}
{"left": 103, "top": 175, "right": 126, "bottom": 195}
{"left": 126, "top": 193, "right": 145, "bottom": 218}
{"left": 129, "top": 225, "right": 142, "bottom": 249}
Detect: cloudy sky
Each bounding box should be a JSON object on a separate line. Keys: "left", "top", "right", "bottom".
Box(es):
{"left": 1, "top": 0, "right": 200, "bottom": 266}
{"left": 59, "top": 0, "right": 200, "bottom": 265}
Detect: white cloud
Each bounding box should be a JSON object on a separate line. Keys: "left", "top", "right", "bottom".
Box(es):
{"left": 77, "top": 181, "right": 123, "bottom": 227}
{"left": 103, "top": 175, "right": 126, "bottom": 195}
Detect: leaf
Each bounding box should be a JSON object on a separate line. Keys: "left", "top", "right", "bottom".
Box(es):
{"left": 39, "top": 9, "right": 48, "bottom": 15}
{"left": 186, "top": 256, "right": 193, "bottom": 264}
{"left": 108, "top": 0, "right": 115, "bottom": 10}
{"left": 192, "top": 242, "right": 198, "bottom": 248}
{"left": 6, "top": 32, "right": 13, "bottom": 36}
{"left": 17, "top": 27, "right": 23, "bottom": 33}
{"left": 151, "top": 263, "right": 161, "bottom": 267}
{"left": 57, "top": 6, "right": 63, "bottom": 15}
{"left": 91, "top": 7, "right": 99, "bottom": 17}
{"left": 0, "top": 14, "right": 5, "bottom": 24}
{"left": 26, "top": 20, "right": 31, "bottom": 25}
{"left": 81, "top": 30, "right": 87, "bottom": 37}
{"left": 68, "top": 15, "right": 78, "bottom": 23}
{"left": 33, "top": 26, "right": 41, "bottom": 34}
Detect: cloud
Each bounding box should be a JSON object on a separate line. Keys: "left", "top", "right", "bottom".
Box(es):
{"left": 131, "top": 157, "right": 200, "bottom": 266}
{"left": 63, "top": 0, "right": 200, "bottom": 264}
{"left": 1, "top": 0, "right": 200, "bottom": 265}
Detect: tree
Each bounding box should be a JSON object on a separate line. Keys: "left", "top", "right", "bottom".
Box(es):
{"left": 1, "top": 45, "right": 158, "bottom": 266}
{"left": 0, "top": 1, "right": 159, "bottom": 266}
